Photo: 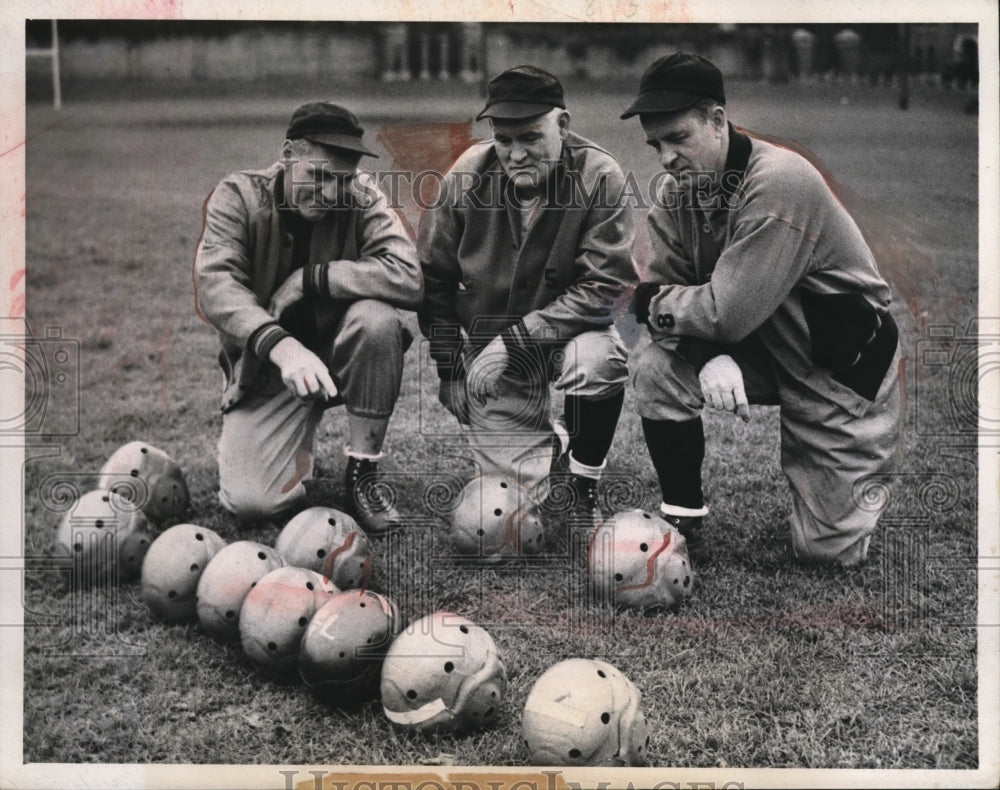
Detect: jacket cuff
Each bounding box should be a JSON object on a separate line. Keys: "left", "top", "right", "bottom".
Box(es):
{"left": 631, "top": 282, "right": 662, "bottom": 326}
{"left": 677, "top": 337, "right": 730, "bottom": 373}
{"left": 500, "top": 319, "right": 531, "bottom": 351}
{"left": 303, "top": 262, "right": 331, "bottom": 300}
{"left": 248, "top": 321, "right": 292, "bottom": 361}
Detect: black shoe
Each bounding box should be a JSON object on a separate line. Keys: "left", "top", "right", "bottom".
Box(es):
{"left": 345, "top": 456, "right": 402, "bottom": 536}
{"left": 661, "top": 514, "right": 705, "bottom": 561}
{"left": 538, "top": 465, "right": 603, "bottom": 549}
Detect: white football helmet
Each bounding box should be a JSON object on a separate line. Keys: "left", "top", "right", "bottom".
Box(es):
{"left": 450, "top": 475, "right": 545, "bottom": 559}
{"left": 141, "top": 523, "right": 227, "bottom": 623}
{"left": 196, "top": 541, "right": 284, "bottom": 643}
{"left": 588, "top": 509, "right": 694, "bottom": 610}
{"left": 239, "top": 566, "right": 337, "bottom": 674}
{"left": 274, "top": 507, "right": 372, "bottom": 590}
{"left": 522, "top": 658, "right": 650, "bottom": 766}
{"left": 380, "top": 611, "right": 506, "bottom": 733}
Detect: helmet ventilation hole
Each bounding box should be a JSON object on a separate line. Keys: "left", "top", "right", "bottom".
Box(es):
{"left": 459, "top": 625, "right": 469, "bottom": 634}
{"left": 406, "top": 690, "right": 417, "bottom": 699}
{"left": 444, "top": 662, "right": 454, "bottom": 673}
{"left": 597, "top": 669, "right": 607, "bottom": 678}
{"left": 257, "top": 552, "right": 267, "bottom": 560}
{"left": 614, "top": 573, "right": 623, "bottom": 582}
{"left": 167, "top": 591, "right": 177, "bottom": 599}
{"left": 267, "top": 642, "right": 278, "bottom": 651}
{"left": 190, "top": 564, "right": 198, "bottom": 572}
{"left": 639, "top": 543, "right": 648, "bottom": 552}
{"left": 225, "top": 610, "right": 235, "bottom": 619}
{"left": 130, "top": 469, "right": 139, "bottom": 477}
{"left": 493, "top": 508, "right": 502, "bottom": 516}
{"left": 569, "top": 748, "right": 581, "bottom": 758}
{"left": 95, "top": 520, "right": 104, "bottom": 528}
{"left": 306, "top": 582, "right": 314, "bottom": 590}
{"left": 195, "top": 533, "right": 204, "bottom": 541}
{"left": 298, "top": 617, "right": 308, "bottom": 627}
{"left": 317, "top": 549, "right": 326, "bottom": 558}
{"left": 328, "top": 518, "right": 337, "bottom": 526}
{"left": 601, "top": 712, "right": 611, "bottom": 724}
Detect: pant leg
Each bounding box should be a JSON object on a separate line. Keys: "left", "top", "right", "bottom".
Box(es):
{"left": 779, "top": 353, "right": 903, "bottom": 565}
{"left": 631, "top": 337, "right": 778, "bottom": 421}
{"left": 552, "top": 326, "right": 629, "bottom": 399}
{"left": 324, "top": 299, "right": 410, "bottom": 419}
{"left": 218, "top": 387, "right": 323, "bottom": 522}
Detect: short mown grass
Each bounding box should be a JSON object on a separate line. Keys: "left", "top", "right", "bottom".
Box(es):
{"left": 20, "top": 75, "right": 982, "bottom": 774}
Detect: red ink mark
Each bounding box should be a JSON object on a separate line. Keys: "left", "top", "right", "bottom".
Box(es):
{"left": 500, "top": 505, "right": 532, "bottom": 555}
{"left": 615, "top": 531, "right": 673, "bottom": 595}
{"left": 742, "top": 128, "right": 942, "bottom": 323}
{"left": 279, "top": 447, "right": 312, "bottom": 495}
{"left": 375, "top": 119, "right": 479, "bottom": 237}
{"left": 95, "top": 0, "right": 181, "bottom": 19}
{"left": 1, "top": 114, "right": 80, "bottom": 159}
{"left": 9, "top": 294, "right": 25, "bottom": 320}
{"left": 9, "top": 269, "right": 25, "bottom": 293}
{"left": 191, "top": 189, "right": 213, "bottom": 324}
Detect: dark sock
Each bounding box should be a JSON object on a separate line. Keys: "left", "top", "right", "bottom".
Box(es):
{"left": 641, "top": 417, "right": 705, "bottom": 509}
{"left": 565, "top": 390, "right": 625, "bottom": 467}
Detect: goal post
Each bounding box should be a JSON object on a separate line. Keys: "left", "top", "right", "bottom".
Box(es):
{"left": 26, "top": 19, "right": 61, "bottom": 110}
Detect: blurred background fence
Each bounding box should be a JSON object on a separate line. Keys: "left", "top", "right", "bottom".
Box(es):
{"left": 25, "top": 21, "right": 980, "bottom": 102}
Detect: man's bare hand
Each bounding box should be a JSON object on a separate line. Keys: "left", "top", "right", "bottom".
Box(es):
{"left": 465, "top": 335, "right": 508, "bottom": 404}
{"left": 699, "top": 354, "right": 750, "bottom": 422}
{"left": 438, "top": 379, "right": 470, "bottom": 426}
{"left": 269, "top": 336, "right": 338, "bottom": 402}
{"left": 267, "top": 269, "right": 306, "bottom": 319}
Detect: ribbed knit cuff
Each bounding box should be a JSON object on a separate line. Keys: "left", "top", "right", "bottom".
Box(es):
{"left": 500, "top": 319, "right": 531, "bottom": 351}
{"left": 303, "top": 262, "right": 331, "bottom": 300}
{"left": 248, "top": 321, "right": 292, "bottom": 360}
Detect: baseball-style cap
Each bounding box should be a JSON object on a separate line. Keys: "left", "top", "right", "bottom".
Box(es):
{"left": 285, "top": 101, "right": 378, "bottom": 158}
{"left": 476, "top": 65, "right": 566, "bottom": 121}
{"left": 620, "top": 52, "right": 725, "bottom": 119}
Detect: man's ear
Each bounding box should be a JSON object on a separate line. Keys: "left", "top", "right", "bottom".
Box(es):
{"left": 557, "top": 110, "right": 571, "bottom": 139}
{"left": 281, "top": 138, "right": 295, "bottom": 160}
{"left": 710, "top": 105, "right": 727, "bottom": 132}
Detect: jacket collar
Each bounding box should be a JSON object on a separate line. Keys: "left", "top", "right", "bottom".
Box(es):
{"left": 721, "top": 123, "right": 752, "bottom": 203}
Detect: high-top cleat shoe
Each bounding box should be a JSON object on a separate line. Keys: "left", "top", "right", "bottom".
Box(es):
{"left": 538, "top": 455, "right": 603, "bottom": 550}
{"left": 345, "top": 456, "right": 402, "bottom": 536}
{"left": 661, "top": 514, "right": 705, "bottom": 562}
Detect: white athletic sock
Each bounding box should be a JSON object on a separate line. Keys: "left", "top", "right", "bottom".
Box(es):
{"left": 567, "top": 452, "right": 605, "bottom": 481}
{"left": 660, "top": 502, "right": 709, "bottom": 518}
{"left": 343, "top": 446, "right": 384, "bottom": 462}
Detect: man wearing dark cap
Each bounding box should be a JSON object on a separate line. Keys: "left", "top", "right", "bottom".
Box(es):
{"left": 418, "top": 66, "right": 637, "bottom": 531}
{"left": 623, "top": 53, "right": 901, "bottom": 566}
{"left": 194, "top": 101, "right": 423, "bottom": 533}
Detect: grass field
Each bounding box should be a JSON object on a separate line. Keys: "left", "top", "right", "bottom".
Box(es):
{"left": 18, "top": 74, "right": 984, "bottom": 777}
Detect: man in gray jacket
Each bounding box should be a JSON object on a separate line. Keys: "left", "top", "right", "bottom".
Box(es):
{"left": 624, "top": 53, "right": 901, "bottom": 565}
{"left": 418, "top": 66, "right": 637, "bottom": 530}
{"left": 194, "top": 101, "right": 423, "bottom": 533}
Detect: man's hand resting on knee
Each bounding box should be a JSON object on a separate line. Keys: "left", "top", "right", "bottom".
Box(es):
{"left": 269, "top": 336, "right": 338, "bottom": 402}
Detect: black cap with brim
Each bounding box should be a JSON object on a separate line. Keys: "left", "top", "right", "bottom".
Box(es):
{"left": 302, "top": 133, "right": 378, "bottom": 158}
{"left": 286, "top": 101, "right": 379, "bottom": 158}
{"left": 620, "top": 52, "right": 725, "bottom": 120}
{"left": 476, "top": 101, "right": 560, "bottom": 121}
{"left": 620, "top": 90, "right": 703, "bottom": 119}
{"left": 477, "top": 65, "right": 566, "bottom": 121}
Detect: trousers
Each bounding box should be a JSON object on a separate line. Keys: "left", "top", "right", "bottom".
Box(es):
{"left": 632, "top": 336, "right": 902, "bottom": 565}
{"left": 217, "top": 299, "right": 410, "bottom": 521}
{"left": 463, "top": 326, "right": 629, "bottom": 491}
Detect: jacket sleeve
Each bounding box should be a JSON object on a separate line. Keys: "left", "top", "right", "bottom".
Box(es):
{"left": 637, "top": 201, "right": 728, "bottom": 369}
{"left": 416, "top": 170, "right": 466, "bottom": 380}
{"left": 522, "top": 163, "right": 637, "bottom": 340}
{"left": 193, "top": 177, "right": 289, "bottom": 359}
{"left": 311, "top": 173, "right": 424, "bottom": 309}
